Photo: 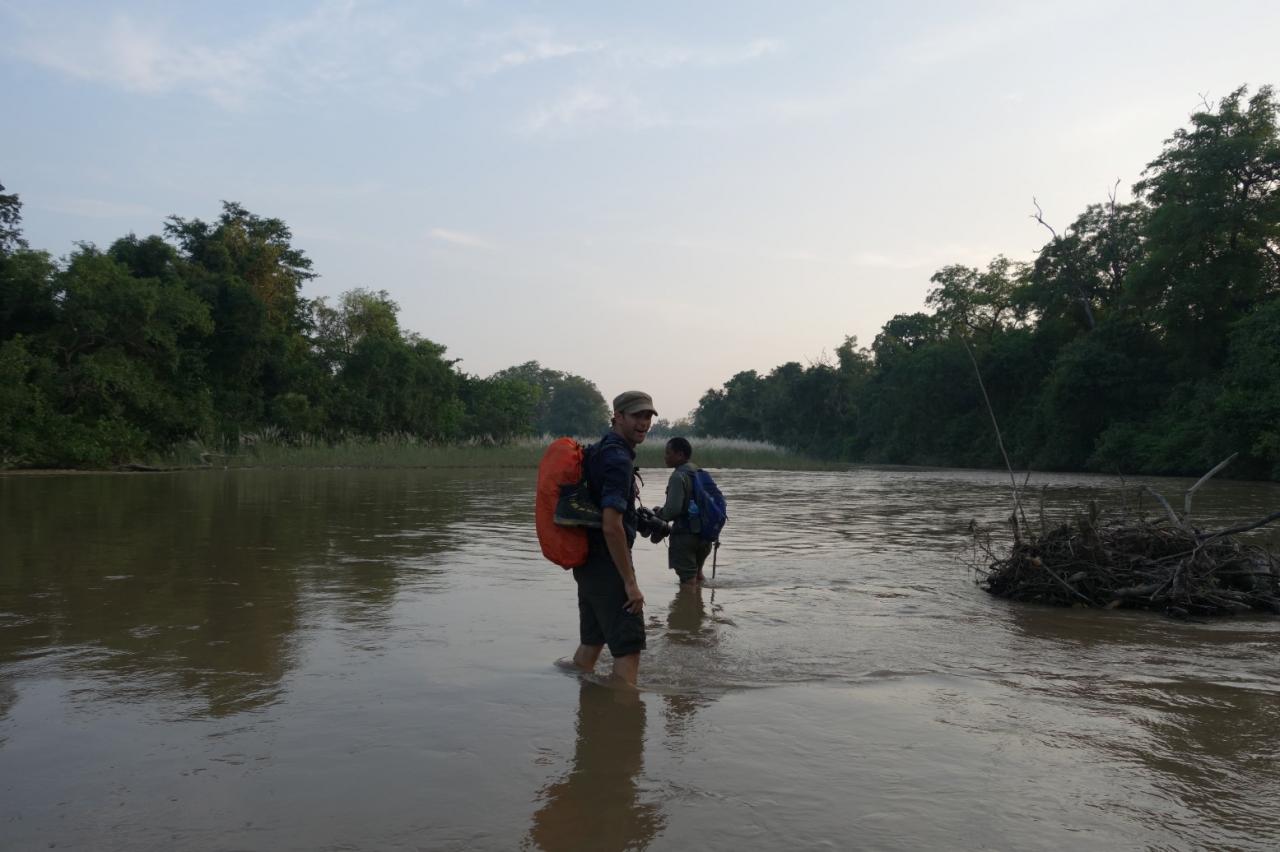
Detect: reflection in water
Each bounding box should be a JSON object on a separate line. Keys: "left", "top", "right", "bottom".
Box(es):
{"left": 997, "top": 604, "right": 1280, "bottom": 846}
{"left": 666, "top": 584, "right": 713, "bottom": 646}
{"left": 525, "top": 680, "right": 664, "bottom": 852}
{"left": 0, "top": 470, "right": 467, "bottom": 718}
{"left": 662, "top": 585, "right": 718, "bottom": 741}
{"left": 1, "top": 466, "right": 1278, "bottom": 850}
{"left": 0, "top": 678, "right": 14, "bottom": 746}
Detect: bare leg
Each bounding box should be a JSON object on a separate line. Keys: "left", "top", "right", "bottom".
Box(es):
{"left": 610, "top": 652, "right": 640, "bottom": 686}
{"left": 572, "top": 643, "right": 603, "bottom": 671}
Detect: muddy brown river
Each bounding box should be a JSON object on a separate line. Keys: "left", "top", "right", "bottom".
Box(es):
{"left": 2, "top": 467, "right": 1278, "bottom": 851}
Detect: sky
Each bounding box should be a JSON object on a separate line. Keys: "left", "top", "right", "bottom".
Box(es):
{"left": 2, "top": 1, "right": 1278, "bottom": 419}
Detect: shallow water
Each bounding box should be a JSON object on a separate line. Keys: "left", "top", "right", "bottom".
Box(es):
{"left": 1, "top": 466, "right": 1279, "bottom": 851}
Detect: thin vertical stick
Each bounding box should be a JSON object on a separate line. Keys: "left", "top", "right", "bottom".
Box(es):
{"left": 963, "top": 340, "right": 1024, "bottom": 525}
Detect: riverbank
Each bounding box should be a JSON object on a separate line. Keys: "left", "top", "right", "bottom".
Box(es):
{"left": 218, "top": 435, "right": 844, "bottom": 471}
{"left": 1, "top": 435, "right": 845, "bottom": 473}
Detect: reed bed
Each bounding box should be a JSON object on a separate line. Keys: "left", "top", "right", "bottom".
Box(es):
{"left": 145, "top": 433, "right": 841, "bottom": 472}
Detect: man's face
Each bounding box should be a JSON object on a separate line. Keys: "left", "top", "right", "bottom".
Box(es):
{"left": 614, "top": 410, "right": 653, "bottom": 446}
{"left": 663, "top": 445, "right": 682, "bottom": 467}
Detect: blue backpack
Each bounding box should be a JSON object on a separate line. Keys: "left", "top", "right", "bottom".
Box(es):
{"left": 686, "top": 469, "right": 727, "bottom": 543}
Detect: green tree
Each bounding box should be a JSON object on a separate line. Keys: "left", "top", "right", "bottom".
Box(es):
{"left": 859, "top": 336, "right": 978, "bottom": 465}
{"left": 1020, "top": 199, "right": 1148, "bottom": 335}
{"left": 1211, "top": 297, "right": 1280, "bottom": 478}
{"left": 0, "top": 247, "right": 58, "bottom": 342}
{"left": 490, "top": 361, "right": 607, "bottom": 435}
{"left": 331, "top": 334, "right": 463, "bottom": 439}
{"left": 1026, "top": 318, "right": 1167, "bottom": 471}
{"left": 869, "top": 313, "right": 940, "bottom": 365}
{"left": 694, "top": 370, "right": 765, "bottom": 439}
{"left": 459, "top": 374, "right": 540, "bottom": 441}
{"left": 0, "top": 181, "right": 27, "bottom": 255}
{"left": 1129, "top": 86, "right": 1280, "bottom": 374}
{"left": 0, "top": 184, "right": 58, "bottom": 341}
{"left": 1, "top": 244, "right": 215, "bottom": 466}
{"left": 543, "top": 374, "right": 608, "bottom": 436}
{"left": 312, "top": 288, "right": 401, "bottom": 363}
{"left": 164, "top": 203, "right": 318, "bottom": 436}
{"left": 649, "top": 417, "right": 694, "bottom": 438}
{"left": 925, "top": 256, "right": 1024, "bottom": 339}
{"left": 0, "top": 336, "right": 59, "bottom": 465}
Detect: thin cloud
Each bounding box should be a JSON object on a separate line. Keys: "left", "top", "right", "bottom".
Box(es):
{"left": 430, "top": 228, "right": 494, "bottom": 250}
{"left": 5, "top": 3, "right": 789, "bottom": 131}
{"left": 8, "top": 12, "right": 256, "bottom": 107}
{"left": 464, "top": 25, "right": 604, "bottom": 80}
{"left": 3, "top": 2, "right": 449, "bottom": 109}
{"left": 40, "top": 197, "right": 159, "bottom": 220}
{"left": 511, "top": 33, "right": 782, "bottom": 134}
{"left": 620, "top": 37, "right": 783, "bottom": 70}
{"left": 520, "top": 87, "right": 613, "bottom": 133}
{"left": 519, "top": 86, "right": 670, "bottom": 134}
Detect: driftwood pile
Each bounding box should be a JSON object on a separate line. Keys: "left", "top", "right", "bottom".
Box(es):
{"left": 973, "top": 457, "right": 1280, "bottom": 617}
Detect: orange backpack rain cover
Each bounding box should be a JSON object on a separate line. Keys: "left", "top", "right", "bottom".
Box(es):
{"left": 536, "top": 438, "right": 588, "bottom": 568}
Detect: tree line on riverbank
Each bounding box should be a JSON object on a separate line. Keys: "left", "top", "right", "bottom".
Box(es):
{"left": 0, "top": 191, "right": 609, "bottom": 467}
{"left": 693, "top": 85, "right": 1280, "bottom": 480}
{"left": 5, "top": 86, "right": 1277, "bottom": 476}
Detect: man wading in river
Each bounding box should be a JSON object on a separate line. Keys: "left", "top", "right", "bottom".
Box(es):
{"left": 651, "top": 437, "right": 713, "bottom": 586}
{"left": 566, "top": 391, "right": 656, "bottom": 686}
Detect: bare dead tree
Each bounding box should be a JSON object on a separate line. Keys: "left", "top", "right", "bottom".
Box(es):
{"left": 1031, "top": 197, "right": 1096, "bottom": 331}
{"left": 1030, "top": 197, "right": 1058, "bottom": 239}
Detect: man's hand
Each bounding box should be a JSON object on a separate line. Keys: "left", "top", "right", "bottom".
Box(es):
{"left": 603, "top": 507, "right": 643, "bottom": 613}
{"left": 624, "top": 580, "right": 645, "bottom": 614}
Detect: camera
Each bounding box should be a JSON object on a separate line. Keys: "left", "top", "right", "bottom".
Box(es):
{"left": 635, "top": 506, "right": 671, "bottom": 544}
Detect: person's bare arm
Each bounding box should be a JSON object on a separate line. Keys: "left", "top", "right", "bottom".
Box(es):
{"left": 602, "top": 507, "right": 644, "bottom": 613}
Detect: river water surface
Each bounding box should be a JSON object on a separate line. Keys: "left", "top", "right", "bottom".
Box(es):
{"left": 2, "top": 466, "right": 1279, "bottom": 851}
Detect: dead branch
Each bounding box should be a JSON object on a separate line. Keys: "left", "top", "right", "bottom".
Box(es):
{"left": 1107, "top": 177, "right": 1122, "bottom": 210}
{"left": 973, "top": 470, "right": 1280, "bottom": 617}
{"left": 1141, "top": 484, "right": 1184, "bottom": 530}
{"left": 1200, "top": 510, "right": 1280, "bottom": 543}
{"left": 1031, "top": 197, "right": 1058, "bottom": 239}
{"left": 1184, "top": 453, "right": 1237, "bottom": 524}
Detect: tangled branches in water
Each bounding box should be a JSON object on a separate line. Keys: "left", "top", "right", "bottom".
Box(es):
{"left": 971, "top": 465, "right": 1280, "bottom": 618}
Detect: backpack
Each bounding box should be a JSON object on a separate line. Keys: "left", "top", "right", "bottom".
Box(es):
{"left": 686, "top": 469, "right": 727, "bottom": 543}
{"left": 535, "top": 438, "right": 593, "bottom": 569}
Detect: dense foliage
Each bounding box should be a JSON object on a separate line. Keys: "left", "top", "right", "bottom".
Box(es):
{"left": 6, "top": 87, "right": 1278, "bottom": 476}
{"left": 694, "top": 86, "right": 1280, "bottom": 480}
{"left": 0, "top": 191, "right": 608, "bottom": 467}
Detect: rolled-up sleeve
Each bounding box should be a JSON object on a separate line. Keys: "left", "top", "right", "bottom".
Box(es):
{"left": 597, "top": 448, "right": 633, "bottom": 513}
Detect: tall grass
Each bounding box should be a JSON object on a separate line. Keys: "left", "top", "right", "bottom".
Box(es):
{"left": 152, "top": 433, "right": 843, "bottom": 471}
{"left": 632, "top": 436, "right": 841, "bottom": 471}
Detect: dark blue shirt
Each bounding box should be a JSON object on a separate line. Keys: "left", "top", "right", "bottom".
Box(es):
{"left": 585, "top": 430, "right": 637, "bottom": 551}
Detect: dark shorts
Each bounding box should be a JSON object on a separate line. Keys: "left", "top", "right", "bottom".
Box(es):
{"left": 573, "top": 554, "right": 646, "bottom": 657}
{"left": 668, "top": 533, "right": 713, "bottom": 583}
